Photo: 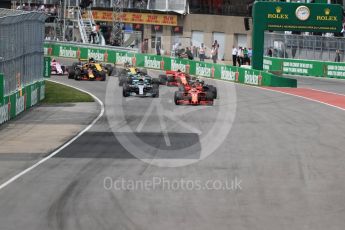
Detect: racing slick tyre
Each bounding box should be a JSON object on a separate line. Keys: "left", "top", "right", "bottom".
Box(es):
{"left": 174, "top": 91, "right": 182, "bottom": 105}
{"left": 152, "top": 85, "right": 159, "bottom": 98}
{"left": 159, "top": 74, "right": 167, "bottom": 85}
{"left": 139, "top": 68, "right": 148, "bottom": 75}
{"left": 152, "top": 78, "right": 160, "bottom": 86}
{"left": 100, "top": 72, "right": 106, "bottom": 81}
{"left": 123, "top": 84, "right": 130, "bottom": 97}
{"left": 208, "top": 85, "right": 217, "bottom": 99}
{"left": 119, "top": 76, "right": 126, "bottom": 86}
{"left": 68, "top": 68, "right": 75, "bottom": 79}
{"left": 61, "top": 66, "right": 66, "bottom": 75}
{"left": 105, "top": 64, "right": 114, "bottom": 76}
{"left": 74, "top": 69, "right": 82, "bottom": 81}
{"left": 178, "top": 85, "right": 185, "bottom": 92}
{"left": 72, "top": 62, "right": 79, "bottom": 68}
{"left": 167, "top": 76, "right": 175, "bottom": 86}
{"left": 206, "top": 91, "right": 214, "bottom": 101}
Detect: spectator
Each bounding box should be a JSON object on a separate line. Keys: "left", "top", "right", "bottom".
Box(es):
{"left": 232, "top": 46, "right": 238, "bottom": 66}
{"left": 89, "top": 24, "right": 97, "bottom": 43}
{"left": 142, "top": 39, "right": 148, "bottom": 53}
{"left": 267, "top": 48, "right": 273, "bottom": 57}
{"left": 185, "top": 47, "right": 194, "bottom": 60}
{"left": 213, "top": 40, "right": 219, "bottom": 61}
{"left": 156, "top": 42, "right": 161, "bottom": 56}
{"left": 199, "top": 43, "right": 206, "bottom": 62}
{"left": 335, "top": 49, "right": 341, "bottom": 62}
{"left": 172, "top": 42, "right": 180, "bottom": 56}
{"left": 237, "top": 47, "right": 243, "bottom": 66}
{"left": 248, "top": 48, "right": 252, "bottom": 65}
{"left": 192, "top": 45, "right": 198, "bottom": 58}
{"left": 243, "top": 47, "right": 249, "bottom": 65}
{"left": 38, "top": 4, "right": 45, "bottom": 11}
{"left": 211, "top": 45, "right": 218, "bottom": 63}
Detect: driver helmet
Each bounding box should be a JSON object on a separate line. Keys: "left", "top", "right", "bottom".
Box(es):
{"left": 196, "top": 78, "right": 204, "bottom": 85}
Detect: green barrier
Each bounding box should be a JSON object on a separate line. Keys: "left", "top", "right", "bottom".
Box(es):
{"left": 44, "top": 56, "right": 51, "bottom": 78}
{"left": 44, "top": 42, "right": 297, "bottom": 88}
{"left": 0, "top": 74, "right": 3, "bottom": 103}
{"left": 0, "top": 76, "right": 45, "bottom": 125}
{"left": 264, "top": 56, "right": 345, "bottom": 79}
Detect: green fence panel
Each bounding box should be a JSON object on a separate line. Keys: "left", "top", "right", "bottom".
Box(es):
{"left": 216, "top": 65, "right": 240, "bottom": 82}
{"left": 324, "top": 62, "right": 345, "bottom": 79}
{"left": 115, "top": 51, "right": 135, "bottom": 65}
{"left": 168, "top": 58, "right": 191, "bottom": 73}
{"left": 135, "top": 54, "right": 165, "bottom": 70}
{"left": 193, "top": 61, "right": 215, "bottom": 78}
{"left": 44, "top": 56, "right": 51, "bottom": 78}
{"left": 0, "top": 97, "right": 10, "bottom": 125}
{"left": 264, "top": 56, "right": 345, "bottom": 79}
{"left": 0, "top": 74, "right": 3, "bottom": 105}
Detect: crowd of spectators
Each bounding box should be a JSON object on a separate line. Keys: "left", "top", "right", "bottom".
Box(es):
{"left": 87, "top": 0, "right": 147, "bottom": 9}
{"left": 16, "top": 3, "right": 58, "bottom": 16}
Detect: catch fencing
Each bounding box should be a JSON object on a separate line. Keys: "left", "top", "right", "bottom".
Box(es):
{"left": 264, "top": 32, "right": 345, "bottom": 62}
{"left": 0, "top": 8, "right": 46, "bottom": 95}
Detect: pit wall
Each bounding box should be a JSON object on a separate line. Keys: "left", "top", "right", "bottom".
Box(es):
{"left": 0, "top": 73, "right": 45, "bottom": 125}
{"left": 264, "top": 57, "right": 345, "bottom": 79}
{"left": 44, "top": 42, "right": 297, "bottom": 88}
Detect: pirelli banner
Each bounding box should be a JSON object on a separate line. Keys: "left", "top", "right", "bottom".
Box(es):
{"left": 89, "top": 11, "right": 178, "bottom": 26}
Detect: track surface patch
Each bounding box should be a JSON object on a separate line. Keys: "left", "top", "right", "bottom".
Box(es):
{"left": 266, "top": 87, "right": 345, "bottom": 109}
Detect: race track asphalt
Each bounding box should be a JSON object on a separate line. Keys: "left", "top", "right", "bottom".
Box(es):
{"left": 0, "top": 62, "right": 345, "bottom": 230}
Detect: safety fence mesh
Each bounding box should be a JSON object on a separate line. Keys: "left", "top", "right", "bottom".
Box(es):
{"left": 0, "top": 8, "right": 46, "bottom": 95}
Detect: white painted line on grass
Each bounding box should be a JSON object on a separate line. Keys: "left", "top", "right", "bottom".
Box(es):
{"left": 0, "top": 80, "right": 105, "bottom": 191}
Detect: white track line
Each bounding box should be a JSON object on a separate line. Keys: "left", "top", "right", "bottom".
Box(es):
{"left": 259, "top": 87, "right": 345, "bottom": 112}
{"left": 228, "top": 81, "right": 345, "bottom": 112}
{"left": 303, "top": 87, "right": 345, "bottom": 97}
{"left": 0, "top": 80, "right": 105, "bottom": 191}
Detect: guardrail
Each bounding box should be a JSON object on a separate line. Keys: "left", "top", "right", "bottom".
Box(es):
{"left": 44, "top": 42, "right": 297, "bottom": 88}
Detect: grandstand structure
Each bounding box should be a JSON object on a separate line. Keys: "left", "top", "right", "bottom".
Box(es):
{"left": 7, "top": 0, "right": 345, "bottom": 62}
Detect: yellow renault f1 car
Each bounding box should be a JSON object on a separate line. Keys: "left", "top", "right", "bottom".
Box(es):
{"left": 118, "top": 62, "right": 148, "bottom": 86}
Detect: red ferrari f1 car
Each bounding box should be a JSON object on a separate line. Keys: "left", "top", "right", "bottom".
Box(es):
{"left": 174, "top": 79, "right": 217, "bottom": 105}
{"left": 159, "top": 70, "right": 192, "bottom": 87}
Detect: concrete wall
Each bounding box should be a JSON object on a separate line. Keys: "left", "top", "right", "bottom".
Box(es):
{"left": 144, "top": 14, "right": 252, "bottom": 61}
{"left": 182, "top": 14, "right": 252, "bottom": 61}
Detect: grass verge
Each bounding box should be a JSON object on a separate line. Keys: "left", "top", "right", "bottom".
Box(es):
{"left": 42, "top": 81, "right": 94, "bottom": 103}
